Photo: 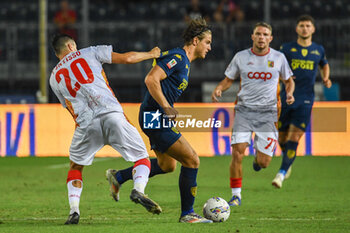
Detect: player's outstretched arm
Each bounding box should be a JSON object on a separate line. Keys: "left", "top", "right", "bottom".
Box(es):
{"left": 282, "top": 77, "right": 295, "bottom": 105}
{"left": 111, "top": 47, "right": 161, "bottom": 64}
{"left": 320, "top": 64, "right": 332, "bottom": 88}
{"left": 211, "top": 77, "right": 234, "bottom": 102}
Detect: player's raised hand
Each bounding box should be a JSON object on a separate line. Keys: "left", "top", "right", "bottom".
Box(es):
{"left": 164, "top": 107, "right": 178, "bottom": 121}
{"left": 211, "top": 89, "right": 222, "bottom": 102}
{"left": 149, "top": 47, "right": 161, "bottom": 58}
{"left": 286, "top": 94, "right": 295, "bottom": 105}
{"left": 323, "top": 79, "right": 332, "bottom": 88}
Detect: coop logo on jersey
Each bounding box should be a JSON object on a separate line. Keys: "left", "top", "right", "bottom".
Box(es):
{"left": 167, "top": 59, "right": 177, "bottom": 69}
{"left": 143, "top": 110, "right": 162, "bottom": 129}
{"left": 247, "top": 72, "right": 272, "bottom": 81}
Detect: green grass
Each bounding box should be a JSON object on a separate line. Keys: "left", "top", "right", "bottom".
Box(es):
{"left": 0, "top": 156, "right": 349, "bottom": 233}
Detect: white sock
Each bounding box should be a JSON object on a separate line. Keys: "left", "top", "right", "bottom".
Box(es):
{"left": 277, "top": 172, "right": 285, "bottom": 181}
{"left": 231, "top": 188, "right": 241, "bottom": 199}
{"left": 67, "top": 180, "right": 83, "bottom": 215}
{"left": 132, "top": 164, "right": 150, "bottom": 194}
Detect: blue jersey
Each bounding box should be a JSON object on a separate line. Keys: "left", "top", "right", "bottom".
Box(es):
{"left": 139, "top": 48, "right": 190, "bottom": 153}
{"left": 280, "top": 41, "right": 328, "bottom": 103}
{"left": 142, "top": 48, "right": 190, "bottom": 111}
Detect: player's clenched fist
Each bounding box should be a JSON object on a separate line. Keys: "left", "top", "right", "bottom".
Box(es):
{"left": 149, "top": 47, "right": 161, "bottom": 58}
{"left": 286, "top": 94, "right": 295, "bottom": 105}
{"left": 323, "top": 79, "right": 332, "bottom": 88}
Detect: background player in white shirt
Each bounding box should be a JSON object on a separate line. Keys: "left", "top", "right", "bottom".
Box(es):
{"left": 211, "top": 22, "right": 295, "bottom": 206}
{"left": 50, "top": 34, "right": 162, "bottom": 225}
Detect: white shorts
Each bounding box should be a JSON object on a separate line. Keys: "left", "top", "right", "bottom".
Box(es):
{"left": 231, "top": 106, "right": 278, "bottom": 156}
{"left": 70, "top": 112, "right": 148, "bottom": 165}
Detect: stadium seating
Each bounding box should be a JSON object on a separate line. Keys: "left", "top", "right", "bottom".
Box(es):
{"left": 0, "top": 0, "right": 349, "bottom": 102}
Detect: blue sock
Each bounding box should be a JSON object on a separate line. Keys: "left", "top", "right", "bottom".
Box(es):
{"left": 115, "top": 158, "right": 165, "bottom": 185}
{"left": 179, "top": 166, "right": 198, "bottom": 216}
{"left": 116, "top": 167, "right": 132, "bottom": 185}
{"left": 279, "top": 140, "right": 298, "bottom": 173}
{"left": 279, "top": 142, "right": 286, "bottom": 152}
{"left": 149, "top": 158, "right": 166, "bottom": 178}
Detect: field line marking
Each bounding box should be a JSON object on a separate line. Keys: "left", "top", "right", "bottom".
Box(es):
{"left": 47, "top": 157, "right": 115, "bottom": 169}
{"left": 0, "top": 216, "right": 165, "bottom": 221}
{"left": 0, "top": 217, "right": 337, "bottom": 222}
{"left": 250, "top": 217, "right": 337, "bottom": 221}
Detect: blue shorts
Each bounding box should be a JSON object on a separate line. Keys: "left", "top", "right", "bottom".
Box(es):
{"left": 278, "top": 101, "right": 313, "bottom": 132}
{"left": 139, "top": 106, "right": 181, "bottom": 153}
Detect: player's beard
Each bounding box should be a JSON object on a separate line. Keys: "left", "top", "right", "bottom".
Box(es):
{"left": 255, "top": 42, "right": 266, "bottom": 51}
{"left": 299, "top": 34, "right": 312, "bottom": 40}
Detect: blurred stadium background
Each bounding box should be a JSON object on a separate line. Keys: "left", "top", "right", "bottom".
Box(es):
{"left": 0, "top": 2, "right": 349, "bottom": 231}
{"left": 0, "top": 0, "right": 349, "bottom": 104}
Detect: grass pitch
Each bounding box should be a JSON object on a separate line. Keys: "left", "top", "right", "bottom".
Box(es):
{"left": 0, "top": 156, "right": 349, "bottom": 233}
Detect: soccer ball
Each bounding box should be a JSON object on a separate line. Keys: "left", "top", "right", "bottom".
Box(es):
{"left": 203, "top": 197, "right": 230, "bottom": 222}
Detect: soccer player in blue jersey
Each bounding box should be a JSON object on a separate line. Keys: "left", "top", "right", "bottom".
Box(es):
{"left": 106, "top": 18, "right": 213, "bottom": 223}
{"left": 272, "top": 15, "right": 332, "bottom": 188}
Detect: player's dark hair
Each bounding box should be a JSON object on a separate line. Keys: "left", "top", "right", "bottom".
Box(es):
{"left": 51, "top": 33, "right": 74, "bottom": 55}
{"left": 297, "top": 14, "right": 315, "bottom": 26}
{"left": 183, "top": 17, "right": 211, "bottom": 45}
{"left": 253, "top": 22, "right": 273, "bottom": 34}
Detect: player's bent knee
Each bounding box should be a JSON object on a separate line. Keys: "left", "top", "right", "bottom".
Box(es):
{"left": 258, "top": 161, "right": 269, "bottom": 168}
{"left": 160, "top": 163, "right": 176, "bottom": 173}
{"left": 232, "top": 150, "right": 244, "bottom": 164}
{"left": 181, "top": 153, "right": 200, "bottom": 168}
{"left": 256, "top": 155, "right": 272, "bottom": 168}
{"left": 70, "top": 161, "right": 84, "bottom": 171}
{"left": 157, "top": 156, "right": 177, "bottom": 173}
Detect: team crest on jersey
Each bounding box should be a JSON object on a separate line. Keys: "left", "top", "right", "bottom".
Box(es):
{"left": 167, "top": 59, "right": 177, "bottom": 69}
{"left": 290, "top": 48, "right": 297, "bottom": 52}
{"left": 310, "top": 50, "right": 320, "bottom": 56}
{"left": 301, "top": 49, "right": 308, "bottom": 57}
{"left": 268, "top": 60, "right": 274, "bottom": 68}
